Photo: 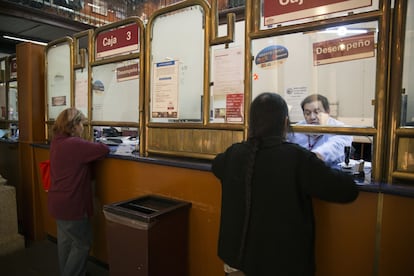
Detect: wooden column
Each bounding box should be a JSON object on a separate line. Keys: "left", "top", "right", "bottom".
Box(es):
{"left": 16, "top": 42, "right": 46, "bottom": 241}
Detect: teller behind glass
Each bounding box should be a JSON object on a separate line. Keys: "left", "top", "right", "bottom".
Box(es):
{"left": 288, "top": 94, "right": 353, "bottom": 167}
{"left": 212, "top": 92, "right": 359, "bottom": 276}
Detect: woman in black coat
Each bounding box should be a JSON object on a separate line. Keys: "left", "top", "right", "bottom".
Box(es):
{"left": 212, "top": 92, "right": 359, "bottom": 276}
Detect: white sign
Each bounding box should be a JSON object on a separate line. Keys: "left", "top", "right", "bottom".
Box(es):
{"left": 151, "top": 61, "right": 179, "bottom": 119}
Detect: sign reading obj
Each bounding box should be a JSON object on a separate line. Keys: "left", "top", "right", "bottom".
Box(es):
{"left": 96, "top": 23, "right": 139, "bottom": 59}
{"left": 264, "top": 0, "right": 372, "bottom": 26}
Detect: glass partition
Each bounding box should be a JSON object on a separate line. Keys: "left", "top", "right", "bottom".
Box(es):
{"left": 210, "top": 20, "right": 245, "bottom": 123}
{"left": 252, "top": 21, "right": 378, "bottom": 127}
{"left": 0, "top": 58, "right": 5, "bottom": 121}
{"left": 90, "top": 18, "right": 144, "bottom": 154}
{"left": 389, "top": 0, "right": 414, "bottom": 183}
{"left": 149, "top": 5, "right": 205, "bottom": 123}
{"left": 93, "top": 125, "right": 139, "bottom": 154}
{"left": 401, "top": 0, "right": 414, "bottom": 127}
{"left": 91, "top": 59, "right": 140, "bottom": 122}
{"left": 75, "top": 67, "right": 89, "bottom": 118}
{"left": 74, "top": 31, "right": 91, "bottom": 118}
{"left": 46, "top": 39, "right": 73, "bottom": 120}
{"left": 9, "top": 56, "right": 17, "bottom": 80}
{"left": 397, "top": 138, "right": 414, "bottom": 173}
{"left": 8, "top": 81, "right": 18, "bottom": 121}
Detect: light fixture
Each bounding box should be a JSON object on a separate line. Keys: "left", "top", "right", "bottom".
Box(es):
{"left": 87, "top": 3, "right": 100, "bottom": 9}
{"left": 3, "top": 35, "right": 47, "bottom": 46}
{"left": 318, "top": 27, "right": 368, "bottom": 36}
{"left": 57, "top": 5, "right": 75, "bottom": 13}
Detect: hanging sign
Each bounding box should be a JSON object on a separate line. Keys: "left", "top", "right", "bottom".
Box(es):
{"left": 96, "top": 23, "right": 139, "bottom": 58}
{"left": 313, "top": 31, "right": 375, "bottom": 65}
{"left": 255, "top": 45, "right": 289, "bottom": 69}
{"left": 117, "top": 62, "right": 139, "bottom": 82}
{"left": 9, "top": 57, "right": 17, "bottom": 79}
{"left": 264, "top": 0, "right": 372, "bottom": 26}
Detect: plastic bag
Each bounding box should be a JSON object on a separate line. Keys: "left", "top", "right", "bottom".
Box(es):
{"left": 39, "top": 160, "right": 50, "bottom": 192}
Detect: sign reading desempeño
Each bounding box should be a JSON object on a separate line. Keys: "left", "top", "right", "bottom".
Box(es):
{"left": 313, "top": 31, "right": 375, "bottom": 66}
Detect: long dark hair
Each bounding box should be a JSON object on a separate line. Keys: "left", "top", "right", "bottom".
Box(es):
{"left": 238, "top": 92, "right": 289, "bottom": 264}
{"left": 248, "top": 92, "right": 289, "bottom": 139}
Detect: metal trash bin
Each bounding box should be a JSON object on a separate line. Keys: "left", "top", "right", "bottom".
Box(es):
{"left": 103, "top": 195, "right": 191, "bottom": 276}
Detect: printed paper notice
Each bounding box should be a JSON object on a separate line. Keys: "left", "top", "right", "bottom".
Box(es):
{"left": 213, "top": 47, "right": 244, "bottom": 95}
{"left": 75, "top": 78, "right": 88, "bottom": 110}
{"left": 285, "top": 87, "right": 307, "bottom": 123}
{"left": 151, "top": 61, "right": 179, "bottom": 118}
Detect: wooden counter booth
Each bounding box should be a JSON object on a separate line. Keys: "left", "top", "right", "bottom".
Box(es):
{"left": 30, "top": 146, "right": 414, "bottom": 276}
{"left": 2, "top": 0, "right": 414, "bottom": 276}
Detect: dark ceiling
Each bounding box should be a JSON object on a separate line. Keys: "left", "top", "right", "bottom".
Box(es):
{"left": 0, "top": 1, "right": 93, "bottom": 54}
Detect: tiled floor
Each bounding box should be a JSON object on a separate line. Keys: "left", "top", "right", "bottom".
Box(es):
{"left": 0, "top": 237, "right": 109, "bottom": 276}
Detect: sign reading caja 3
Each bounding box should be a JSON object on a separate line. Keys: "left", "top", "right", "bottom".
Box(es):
{"left": 95, "top": 23, "right": 139, "bottom": 59}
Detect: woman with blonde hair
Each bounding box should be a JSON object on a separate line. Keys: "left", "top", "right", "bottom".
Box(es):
{"left": 48, "top": 107, "right": 109, "bottom": 276}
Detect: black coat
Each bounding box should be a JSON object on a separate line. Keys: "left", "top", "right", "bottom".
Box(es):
{"left": 212, "top": 136, "right": 358, "bottom": 276}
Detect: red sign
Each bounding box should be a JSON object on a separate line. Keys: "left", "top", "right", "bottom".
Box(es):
{"left": 96, "top": 23, "right": 139, "bottom": 58}
{"left": 226, "top": 93, "right": 244, "bottom": 123}
{"left": 10, "top": 57, "right": 17, "bottom": 79}
{"left": 117, "top": 63, "right": 139, "bottom": 82}
{"left": 264, "top": 0, "right": 372, "bottom": 26}
{"left": 313, "top": 31, "right": 375, "bottom": 66}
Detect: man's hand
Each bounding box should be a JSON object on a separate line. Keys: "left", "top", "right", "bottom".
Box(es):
{"left": 314, "top": 152, "right": 325, "bottom": 161}
{"left": 317, "top": 112, "right": 329, "bottom": 125}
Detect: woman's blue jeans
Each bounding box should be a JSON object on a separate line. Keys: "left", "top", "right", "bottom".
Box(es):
{"left": 56, "top": 218, "right": 92, "bottom": 276}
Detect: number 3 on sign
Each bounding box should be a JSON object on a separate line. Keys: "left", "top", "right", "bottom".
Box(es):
{"left": 126, "top": 31, "right": 131, "bottom": 41}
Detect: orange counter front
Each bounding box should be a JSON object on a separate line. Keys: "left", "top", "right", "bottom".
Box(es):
{"left": 32, "top": 146, "right": 414, "bottom": 276}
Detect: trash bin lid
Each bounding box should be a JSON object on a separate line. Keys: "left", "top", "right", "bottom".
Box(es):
{"left": 103, "top": 194, "right": 191, "bottom": 223}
